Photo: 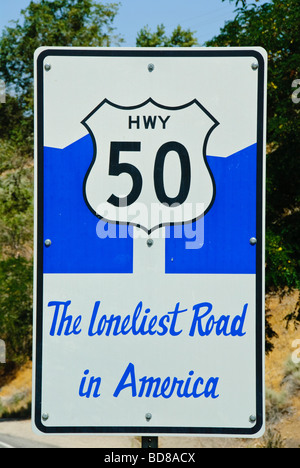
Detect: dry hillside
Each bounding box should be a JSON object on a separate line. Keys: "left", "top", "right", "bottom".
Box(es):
{"left": 0, "top": 290, "right": 299, "bottom": 448}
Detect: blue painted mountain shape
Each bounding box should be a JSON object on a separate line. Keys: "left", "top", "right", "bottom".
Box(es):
{"left": 43, "top": 135, "right": 257, "bottom": 274}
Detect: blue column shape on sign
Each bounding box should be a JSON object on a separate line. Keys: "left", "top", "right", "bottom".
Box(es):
{"left": 165, "top": 144, "right": 257, "bottom": 274}
{"left": 43, "top": 135, "right": 134, "bottom": 274}
{"left": 43, "top": 136, "right": 256, "bottom": 275}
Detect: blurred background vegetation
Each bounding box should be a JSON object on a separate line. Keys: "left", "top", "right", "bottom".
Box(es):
{"left": 0, "top": 0, "right": 299, "bottom": 366}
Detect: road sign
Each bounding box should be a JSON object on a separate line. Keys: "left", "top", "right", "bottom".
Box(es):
{"left": 82, "top": 97, "right": 217, "bottom": 233}
{"left": 33, "top": 47, "right": 267, "bottom": 437}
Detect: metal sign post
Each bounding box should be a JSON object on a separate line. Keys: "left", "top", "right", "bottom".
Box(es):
{"left": 33, "top": 47, "right": 267, "bottom": 438}
{"left": 142, "top": 437, "right": 158, "bottom": 449}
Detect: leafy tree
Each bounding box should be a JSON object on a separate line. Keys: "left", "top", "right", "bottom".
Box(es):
{"left": 0, "top": 139, "right": 34, "bottom": 364}
{"left": 136, "top": 24, "right": 198, "bottom": 47}
{"left": 0, "top": 258, "right": 33, "bottom": 363}
{"left": 0, "top": 140, "right": 34, "bottom": 259}
{"left": 0, "top": 0, "right": 122, "bottom": 146}
{"left": 223, "top": 0, "right": 261, "bottom": 6}
{"left": 0, "top": 96, "right": 32, "bottom": 149}
{"left": 0, "top": 0, "right": 122, "bottom": 365}
{"left": 207, "top": 0, "right": 300, "bottom": 324}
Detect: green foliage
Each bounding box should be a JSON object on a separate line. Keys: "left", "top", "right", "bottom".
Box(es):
{"left": 266, "top": 231, "right": 299, "bottom": 293}
{"left": 0, "top": 96, "right": 32, "bottom": 150}
{"left": 0, "top": 0, "right": 122, "bottom": 141}
{"left": 0, "top": 398, "right": 31, "bottom": 420}
{"left": 258, "top": 427, "right": 286, "bottom": 448}
{"left": 265, "top": 387, "right": 290, "bottom": 424}
{"left": 222, "top": 0, "right": 261, "bottom": 7}
{"left": 136, "top": 24, "right": 198, "bottom": 47}
{"left": 0, "top": 139, "right": 33, "bottom": 363}
{"left": 208, "top": 0, "right": 300, "bottom": 154}
{"left": 0, "top": 257, "right": 33, "bottom": 363}
{"left": 0, "top": 140, "right": 33, "bottom": 257}
{"left": 0, "top": 0, "right": 122, "bottom": 89}
{"left": 207, "top": 0, "right": 300, "bottom": 319}
{"left": 265, "top": 310, "right": 278, "bottom": 355}
{"left": 0, "top": 0, "right": 123, "bottom": 367}
{"left": 0, "top": 0, "right": 299, "bottom": 367}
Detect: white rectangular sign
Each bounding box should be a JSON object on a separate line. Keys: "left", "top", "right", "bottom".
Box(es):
{"left": 33, "top": 47, "right": 267, "bottom": 437}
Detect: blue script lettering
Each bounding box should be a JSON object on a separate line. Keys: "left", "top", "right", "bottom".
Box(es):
{"left": 113, "top": 363, "right": 219, "bottom": 399}
{"left": 78, "top": 369, "right": 101, "bottom": 398}
{"left": 48, "top": 300, "right": 82, "bottom": 336}
{"left": 88, "top": 301, "right": 186, "bottom": 337}
{"left": 189, "top": 302, "right": 248, "bottom": 337}
{"left": 47, "top": 299, "right": 249, "bottom": 339}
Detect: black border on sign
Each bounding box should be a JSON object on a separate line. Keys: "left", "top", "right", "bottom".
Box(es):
{"left": 34, "top": 48, "right": 266, "bottom": 436}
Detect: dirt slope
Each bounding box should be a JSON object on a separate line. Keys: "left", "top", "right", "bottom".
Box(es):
{"left": 0, "top": 291, "right": 299, "bottom": 448}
